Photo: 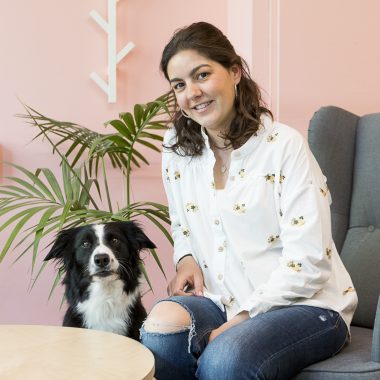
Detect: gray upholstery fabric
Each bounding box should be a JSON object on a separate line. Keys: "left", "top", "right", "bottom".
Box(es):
{"left": 296, "top": 327, "right": 380, "bottom": 379}
{"left": 342, "top": 229, "right": 380, "bottom": 328}
{"left": 341, "top": 113, "right": 380, "bottom": 328}
{"left": 308, "top": 107, "right": 380, "bottom": 328}
{"left": 308, "top": 106, "right": 358, "bottom": 253}
{"left": 372, "top": 297, "right": 380, "bottom": 362}
{"left": 296, "top": 106, "right": 380, "bottom": 378}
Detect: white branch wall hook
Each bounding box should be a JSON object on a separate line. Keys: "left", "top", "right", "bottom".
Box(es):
{"left": 90, "top": 0, "right": 135, "bottom": 103}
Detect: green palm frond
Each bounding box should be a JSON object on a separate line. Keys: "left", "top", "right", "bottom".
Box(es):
{"left": 1, "top": 92, "right": 175, "bottom": 299}
{"left": 18, "top": 92, "right": 175, "bottom": 176}
{"left": 0, "top": 162, "right": 104, "bottom": 267}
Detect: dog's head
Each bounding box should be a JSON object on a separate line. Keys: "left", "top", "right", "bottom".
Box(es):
{"left": 44, "top": 221, "right": 156, "bottom": 285}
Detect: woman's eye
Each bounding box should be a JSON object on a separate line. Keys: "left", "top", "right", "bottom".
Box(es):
{"left": 173, "top": 82, "right": 185, "bottom": 91}
{"left": 197, "top": 72, "right": 209, "bottom": 80}
{"left": 81, "top": 241, "right": 90, "bottom": 248}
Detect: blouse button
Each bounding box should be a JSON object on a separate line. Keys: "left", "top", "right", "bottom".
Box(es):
{"left": 214, "top": 219, "right": 220, "bottom": 225}
{"left": 218, "top": 246, "right": 224, "bottom": 252}
{"left": 218, "top": 274, "right": 223, "bottom": 281}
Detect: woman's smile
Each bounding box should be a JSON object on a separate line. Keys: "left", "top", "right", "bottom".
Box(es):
{"left": 192, "top": 100, "right": 214, "bottom": 113}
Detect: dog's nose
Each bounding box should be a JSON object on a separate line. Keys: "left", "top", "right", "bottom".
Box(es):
{"left": 94, "top": 253, "right": 110, "bottom": 268}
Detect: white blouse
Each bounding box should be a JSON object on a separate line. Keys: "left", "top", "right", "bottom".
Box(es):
{"left": 162, "top": 116, "right": 357, "bottom": 329}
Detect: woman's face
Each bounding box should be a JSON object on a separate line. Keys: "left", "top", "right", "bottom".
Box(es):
{"left": 167, "top": 49, "right": 241, "bottom": 135}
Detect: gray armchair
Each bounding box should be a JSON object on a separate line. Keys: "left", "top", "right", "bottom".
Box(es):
{"left": 296, "top": 106, "right": 380, "bottom": 379}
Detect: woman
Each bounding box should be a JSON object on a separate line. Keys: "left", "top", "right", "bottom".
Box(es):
{"left": 140, "top": 22, "right": 357, "bottom": 380}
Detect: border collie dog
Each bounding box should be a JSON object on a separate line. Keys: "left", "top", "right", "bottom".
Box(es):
{"left": 44, "top": 221, "right": 155, "bottom": 340}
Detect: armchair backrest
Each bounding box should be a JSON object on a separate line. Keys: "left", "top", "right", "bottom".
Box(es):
{"left": 308, "top": 106, "right": 380, "bottom": 329}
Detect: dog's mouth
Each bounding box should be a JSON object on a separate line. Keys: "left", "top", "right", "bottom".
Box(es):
{"left": 93, "top": 270, "right": 116, "bottom": 278}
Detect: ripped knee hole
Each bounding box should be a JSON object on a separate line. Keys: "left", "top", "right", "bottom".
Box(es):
{"left": 143, "top": 301, "right": 192, "bottom": 333}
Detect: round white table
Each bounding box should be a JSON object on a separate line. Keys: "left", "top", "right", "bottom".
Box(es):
{"left": 0, "top": 324, "right": 155, "bottom": 380}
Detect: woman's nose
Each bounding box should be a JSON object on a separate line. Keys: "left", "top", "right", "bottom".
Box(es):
{"left": 186, "top": 82, "right": 202, "bottom": 100}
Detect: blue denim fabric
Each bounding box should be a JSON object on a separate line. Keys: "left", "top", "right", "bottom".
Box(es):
{"left": 140, "top": 296, "right": 348, "bottom": 380}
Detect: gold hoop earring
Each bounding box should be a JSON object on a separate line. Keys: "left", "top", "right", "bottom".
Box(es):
{"left": 234, "top": 84, "right": 238, "bottom": 100}
{"left": 181, "top": 108, "right": 190, "bottom": 119}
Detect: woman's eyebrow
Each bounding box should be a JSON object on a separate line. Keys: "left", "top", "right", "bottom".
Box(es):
{"left": 169, "top": 64, "right": 212, "bottom": 83}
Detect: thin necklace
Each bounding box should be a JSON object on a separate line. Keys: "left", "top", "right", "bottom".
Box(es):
{"left": 209, "top": 140, "right": 231, "bottom": 173}
{"left": 220, "top": 160, "right": 230, "bottom": 173}
{"left": 219, "top": 152, "right": 231, "bottom": 174}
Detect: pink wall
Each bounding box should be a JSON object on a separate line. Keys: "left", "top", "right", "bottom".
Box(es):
{"left": 252, "top": 0, "right": 380, "bottom": 133}
{"left": 0, "top": 0, "right": 228, "bottom": 324}
{"left": 1, "top": 0, "right": 379, "bottom": 325}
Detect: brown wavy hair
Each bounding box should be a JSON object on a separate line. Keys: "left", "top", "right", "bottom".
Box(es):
{"left": 160, "top": 22, "right": 272, "bottom": 156}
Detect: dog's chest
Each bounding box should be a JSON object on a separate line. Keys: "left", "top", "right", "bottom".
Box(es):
{"left": 76, "top": 279, "right": 138, "bottom": 335}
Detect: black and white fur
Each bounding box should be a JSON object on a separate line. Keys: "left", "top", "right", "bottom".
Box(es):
{"left": 44, "top": 221, "right": 155, "bottom": 340}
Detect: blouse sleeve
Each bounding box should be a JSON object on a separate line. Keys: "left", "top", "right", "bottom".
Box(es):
{"left": 240, "top": 131, "right": 333, "bottom": 318}
{"left": 162, "top": 129, "right": 195, "bottom": 267}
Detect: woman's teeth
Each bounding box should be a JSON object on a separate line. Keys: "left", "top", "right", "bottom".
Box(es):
{"left": 194, "top": 101, "right": 212, "bottom": 110}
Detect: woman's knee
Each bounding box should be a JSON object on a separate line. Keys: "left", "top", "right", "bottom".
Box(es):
{"left": 143, "top": 301, "right": 192, "bottom": 333}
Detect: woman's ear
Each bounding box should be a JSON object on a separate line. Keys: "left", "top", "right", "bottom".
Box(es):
{"left": 230, "top": 64, "right": 242, "bottom": 84}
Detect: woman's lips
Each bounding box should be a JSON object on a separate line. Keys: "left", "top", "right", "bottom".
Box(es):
{"left": 192, "top": 100, "right": 213, "bottom": 113}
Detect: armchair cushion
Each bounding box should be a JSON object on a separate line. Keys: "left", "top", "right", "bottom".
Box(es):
{"left": 297, "top": 326, "right": 380, "bottom": 379}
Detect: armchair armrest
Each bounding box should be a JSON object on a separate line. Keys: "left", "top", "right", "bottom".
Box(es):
{"left": 371, "top": 295, "right": 380, "bottom": 362}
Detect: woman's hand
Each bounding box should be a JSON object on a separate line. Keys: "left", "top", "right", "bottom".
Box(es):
{"left": 167, "top": 255, "right": 204, "bottom": 297}
{"left": 208, "top": 311, "right": 249, "bottom": 343}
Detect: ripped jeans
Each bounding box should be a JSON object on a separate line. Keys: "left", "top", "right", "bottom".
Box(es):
{"left": 140, "top": 296, "right": 348, "bottom": 380}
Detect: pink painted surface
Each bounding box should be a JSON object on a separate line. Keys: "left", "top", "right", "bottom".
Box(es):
{"left": 0, "top": 0, "right": 227, "bottom": 325}
{"left": 1, "top": 0, "right": 380, "bottom": 325}
{"left": 263, "top": 0, "right": 380, "bottom": 134}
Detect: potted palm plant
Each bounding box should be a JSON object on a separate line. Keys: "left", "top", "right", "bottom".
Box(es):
{"left": 0, "top": 91, "right": 175, "bottom": 297}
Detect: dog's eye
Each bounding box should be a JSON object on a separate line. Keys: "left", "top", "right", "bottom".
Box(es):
{"left": 111, "top": 237, "right": 119, "bottom": 245}
{"left": 81, "top": 241, "right": 91, "bottom": 248}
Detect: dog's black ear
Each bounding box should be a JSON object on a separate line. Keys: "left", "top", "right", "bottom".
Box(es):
{"left": 126, "top": 221, "right": 156, "bottom": 250}
{"left": 44, "top": 229, "right": 73, "bottom": 262}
